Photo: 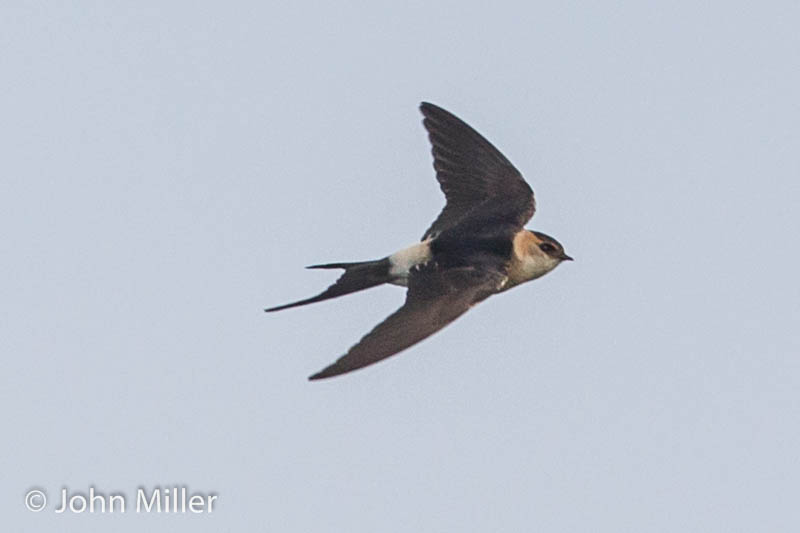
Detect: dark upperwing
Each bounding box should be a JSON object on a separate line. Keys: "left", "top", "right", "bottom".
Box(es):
{"left": 308, "top": 265, "right": 505, "bottom": 380}
{"left": 419, "top": 102, "right": 536, "bottom": 241}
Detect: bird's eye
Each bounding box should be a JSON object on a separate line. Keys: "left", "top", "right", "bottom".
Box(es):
{"left": 539, "top": 243, "right": 556, "bottom": 254}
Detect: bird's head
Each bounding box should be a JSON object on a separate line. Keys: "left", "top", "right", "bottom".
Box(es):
{"left": 505, "top": 229, "right": 573, "bottom": 289}
{"left": 519, "top": 230, "right": 573, "bottom": 280}
{"left": 529, "top": 230, "right": 573, "bottom": 264}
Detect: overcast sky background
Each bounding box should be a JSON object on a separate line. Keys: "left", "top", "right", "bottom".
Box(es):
{"left": 2, "top": 2, "right": 799, "bottom": 532}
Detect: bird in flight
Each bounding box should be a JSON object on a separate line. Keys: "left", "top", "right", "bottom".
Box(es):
{"left": 266, "top": 102, "right": 572, "bottom": 380}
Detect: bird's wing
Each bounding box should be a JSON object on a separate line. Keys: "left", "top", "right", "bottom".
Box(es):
{"left": 308, "top": 265, "right": 506, "bottom": 380}
{"left": 420, "top": 102, "right": 536, "bottom": 240}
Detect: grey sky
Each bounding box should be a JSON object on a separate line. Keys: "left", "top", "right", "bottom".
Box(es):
{"left": 2, "top": 1, "right": 799, "bottom": 531}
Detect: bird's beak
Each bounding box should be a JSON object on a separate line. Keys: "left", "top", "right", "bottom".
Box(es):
{"left": 560, "top": 254, "right": 573, "bottom": 261}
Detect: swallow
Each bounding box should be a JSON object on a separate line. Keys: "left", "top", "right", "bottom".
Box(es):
{"left": 266, "top": 102, "right": 572, "bottom": 380}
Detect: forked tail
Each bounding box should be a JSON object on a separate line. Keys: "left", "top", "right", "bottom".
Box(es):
{"left": 264, "top": 258, "right": 391, "bottom": 312}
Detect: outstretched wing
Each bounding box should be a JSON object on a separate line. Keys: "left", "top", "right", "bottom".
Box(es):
{"left": 420, "top": 102, "right": 536, "bottom": 240}
{"left": 308, "top": 265, "right": 505, "bottom": 380}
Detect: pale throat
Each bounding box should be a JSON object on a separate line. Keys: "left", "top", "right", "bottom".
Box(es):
{"left": 505, "top": 230, "right": 559, "bottom": 288}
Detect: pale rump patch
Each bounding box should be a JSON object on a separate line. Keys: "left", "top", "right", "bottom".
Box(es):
{"left": 388, "top": 240, "right": 433, "bottom": 284}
